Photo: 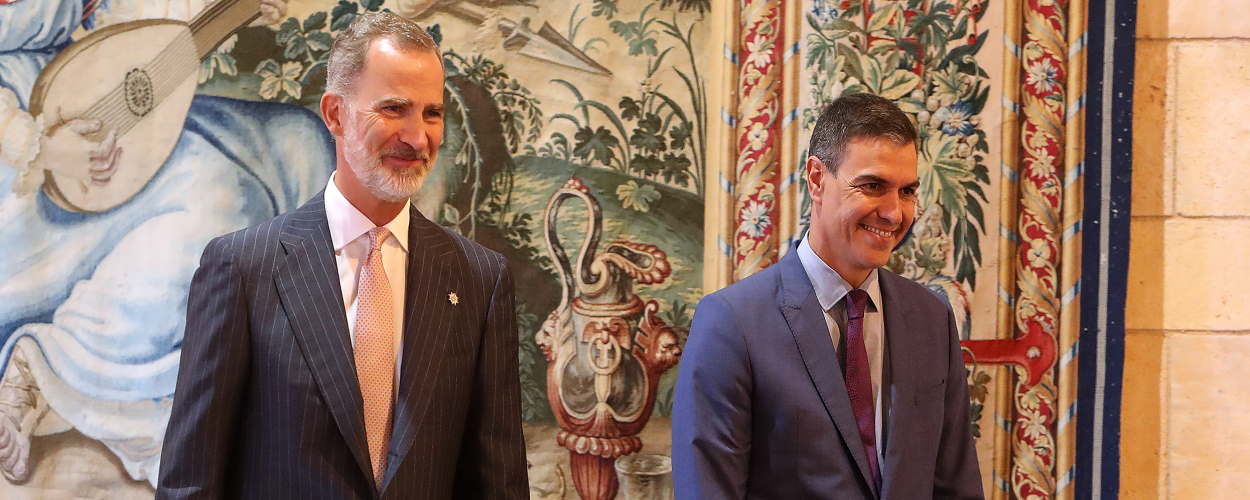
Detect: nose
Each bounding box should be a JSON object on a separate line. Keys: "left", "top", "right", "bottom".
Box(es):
{"left": 877, "top": 191, "right": 905, "bottom": 226}
{"left": 398, "top": 117, "right": 431, "bottom": 153}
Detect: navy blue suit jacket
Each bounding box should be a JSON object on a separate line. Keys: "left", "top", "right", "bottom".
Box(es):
{"left": 156, "top": 193, "right": 527, "bottom": 499}
{"left": 672, "top": 250, "right": 982, "bottom": 499}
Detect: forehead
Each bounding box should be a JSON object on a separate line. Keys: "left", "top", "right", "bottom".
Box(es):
{"left": 840, "top": 136, "right": 918, "bottom": 182}
{"left": 353, "top": 38, "right": 444, "bottom": 102}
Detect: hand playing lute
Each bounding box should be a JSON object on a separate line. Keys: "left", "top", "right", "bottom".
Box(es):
{"left": 35, "top": 114, "right": 124, "bottom": 187}
{"left": 30, "top": 0, "right": 262, "bottom": 212}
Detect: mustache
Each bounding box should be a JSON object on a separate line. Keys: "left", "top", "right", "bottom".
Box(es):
{"left": 380, "top": 145, "right": 428, "bottom": 162}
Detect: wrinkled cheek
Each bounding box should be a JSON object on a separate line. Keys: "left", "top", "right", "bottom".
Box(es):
{"left": 427, "top": 135, "right": 444, "bottom": 158}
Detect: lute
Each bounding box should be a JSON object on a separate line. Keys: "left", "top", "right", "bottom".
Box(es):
{"left": 29, "top": 0, "right": 260, "bottom": 212}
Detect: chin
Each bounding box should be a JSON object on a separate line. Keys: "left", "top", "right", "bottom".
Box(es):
{"left": 366, "top": 172, "right": 428, "bottom": 203}
{"left": 859, "top": 251, "right": 893, "bottom": 270}
{"left": 371, "top": 191, "right": 416, "bottom": 203}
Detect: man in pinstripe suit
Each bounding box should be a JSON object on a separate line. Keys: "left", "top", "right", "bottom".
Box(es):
{"left": 156, "top": 12, "right": 528, "bottom": 499}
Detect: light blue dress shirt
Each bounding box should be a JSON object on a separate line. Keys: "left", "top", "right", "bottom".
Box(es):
{"left": 796, "top": 236, "right": 887, "bottom": 468}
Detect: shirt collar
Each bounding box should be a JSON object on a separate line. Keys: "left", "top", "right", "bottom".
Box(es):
{"left": 324, "top": 172, "right": 410, "bottom": 253}
{"left": 796, "top": 236, "right": 880, "bottom": 313}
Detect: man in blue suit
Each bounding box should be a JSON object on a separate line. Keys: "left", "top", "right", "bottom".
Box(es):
{"left": 673, "top": 93, "right": 983, "bottom": 499}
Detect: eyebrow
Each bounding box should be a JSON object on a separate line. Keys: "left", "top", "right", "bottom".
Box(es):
{"left": 848, "top": 174, "right": 920, "bottom": 189}
{"left": 371, "top": 97, "right": 412, "bottom": 109}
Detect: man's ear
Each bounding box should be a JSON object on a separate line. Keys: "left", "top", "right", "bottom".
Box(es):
{"left": 804, "top": 155, "right": 826, "bottom": 204}
{"left": 320, "top": 92, "right": 344, "bottom": 137}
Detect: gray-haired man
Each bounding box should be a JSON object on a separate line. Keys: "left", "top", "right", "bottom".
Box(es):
{"left": 157, "top": 12, "right": 528, "bottom": 499}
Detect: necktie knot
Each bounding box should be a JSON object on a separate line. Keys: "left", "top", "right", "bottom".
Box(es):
{"left": 367, "top": 227, "right": 390, "bottom": 253}
{"left": 846, "top": 288, "right": 869, "bottom": 321}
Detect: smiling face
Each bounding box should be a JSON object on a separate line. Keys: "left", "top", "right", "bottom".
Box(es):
{"left": 805, "top": 136, "right": 919, "bottom": 287}
{"left": 322, "top": 37, "right": 444, "bottom": 204}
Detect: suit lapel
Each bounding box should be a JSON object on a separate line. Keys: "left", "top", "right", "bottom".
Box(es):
{"left": 879, "top": 270, "right": 920, "bottom": 497}
{"left": 776, "top": 251, "right": 878, "bottom": 496}
{"left": 274, "top": 193, "right": 374, "bottom": 485}
{"left": 381, "top": 207, "right": 466, "bottom": 490}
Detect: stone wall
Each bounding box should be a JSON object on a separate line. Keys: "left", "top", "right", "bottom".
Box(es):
{"left": 1123, "top": 1, "right": 1250, "bottom": 497}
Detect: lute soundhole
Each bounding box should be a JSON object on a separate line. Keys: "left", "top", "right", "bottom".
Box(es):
{"left": 124, "top": 68, "right": 155, "bottom": 117}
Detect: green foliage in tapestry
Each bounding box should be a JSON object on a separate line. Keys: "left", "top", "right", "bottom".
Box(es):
{"left": 803, "top": 0, "right": 992, "bottom": 291}
{"left": 537, "top": 3, "right": 708, "bottom": 197}
{"left": 199, "top": 0, "right": 393, "bottom": 107}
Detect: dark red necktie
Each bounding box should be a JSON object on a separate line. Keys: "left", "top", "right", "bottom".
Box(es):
{"left": 843, "top": 289, "right": 880, "bottom": 491}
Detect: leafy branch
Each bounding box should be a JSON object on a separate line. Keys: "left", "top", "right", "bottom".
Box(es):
{"left": 539, "top": 4, "right": 707, "bottom": 196}
{"left": 445, "top": 51, "right": 544, "bottom": 154}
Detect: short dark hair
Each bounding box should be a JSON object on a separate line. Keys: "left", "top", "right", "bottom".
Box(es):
{"left": 326, "top": 11, "right": 440, "bottom": 96}
{"left": 807, "top": 93, "right": 918, "bottom": 173}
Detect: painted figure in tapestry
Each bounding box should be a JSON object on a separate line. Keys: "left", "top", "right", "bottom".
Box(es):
{"left": 0, "top": 0, "right": 332, "bottom": 486}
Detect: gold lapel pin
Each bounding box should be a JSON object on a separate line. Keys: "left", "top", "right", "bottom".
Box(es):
{"left": 448, "top": 292, "right": 459, "bottom": 305}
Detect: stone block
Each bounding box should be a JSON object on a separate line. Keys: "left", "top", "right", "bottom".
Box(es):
{"left": 1166, "top": 333, "right": 1250, "bottom": 498}
{"left": 1173, "top": 41, "right": 1250, "bottom": 216}
{"left": 1137, "top": 0, "right": 1250, "bottom": 39}
{"left": 1160, "top": 219, "right": 1250, "bottom": 331}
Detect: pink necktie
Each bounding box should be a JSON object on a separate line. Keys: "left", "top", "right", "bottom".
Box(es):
{"left": 355, "top": 227, "right": 395, "bottom": 485}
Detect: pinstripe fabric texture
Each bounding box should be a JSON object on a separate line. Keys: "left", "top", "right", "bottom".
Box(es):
{"left": 156, "top": 192, "right": 528, "bottom": 499}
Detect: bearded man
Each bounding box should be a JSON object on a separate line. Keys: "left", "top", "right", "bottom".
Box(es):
{"left": 156, "top": 12, "right": 528, "bottom": 499}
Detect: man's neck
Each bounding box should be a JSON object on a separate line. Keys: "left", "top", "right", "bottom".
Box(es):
{"left": 332, "top": 171, "right": 406, "bottom": 226}
{"left": 808, "top": 236, "right": 870, "bottom": 288}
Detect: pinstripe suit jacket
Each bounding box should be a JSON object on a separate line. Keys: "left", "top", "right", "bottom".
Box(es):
{"left": 156, "top": 193, "right": 528, "bottom": 499}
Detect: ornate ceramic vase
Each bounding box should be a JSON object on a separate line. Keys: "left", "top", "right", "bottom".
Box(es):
{"left": 537, "top": 178, "right": 682, "bottom": 500}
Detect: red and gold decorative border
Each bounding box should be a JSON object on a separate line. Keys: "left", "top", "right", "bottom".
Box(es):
{"left": 1010, "top": 0, "right": 1067, "bottom": 496}
{"left": 731, "top": 0, "right": 785, "bottom": 280}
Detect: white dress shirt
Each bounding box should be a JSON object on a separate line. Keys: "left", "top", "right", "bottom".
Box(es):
{"left": 796, "top": 237, "right": 887, "bottom": 469}
{"left": 325, "top": 173, "right": 409, "bottom": 387}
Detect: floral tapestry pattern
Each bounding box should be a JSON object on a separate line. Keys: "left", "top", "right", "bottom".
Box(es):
{"left": 803, "top": 0, "right": 992, "bottom": 318}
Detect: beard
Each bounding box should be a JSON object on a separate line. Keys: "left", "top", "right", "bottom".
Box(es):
{"left": 344, "top": 141, "right": 432, "bottom": 203}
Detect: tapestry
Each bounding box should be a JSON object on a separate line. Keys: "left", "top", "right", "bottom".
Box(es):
{"left": 0, "top": 0, "right": 1127, "bottom": 498}
{"left": 0, "top": 0, "right": 713, "bottom": 497}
